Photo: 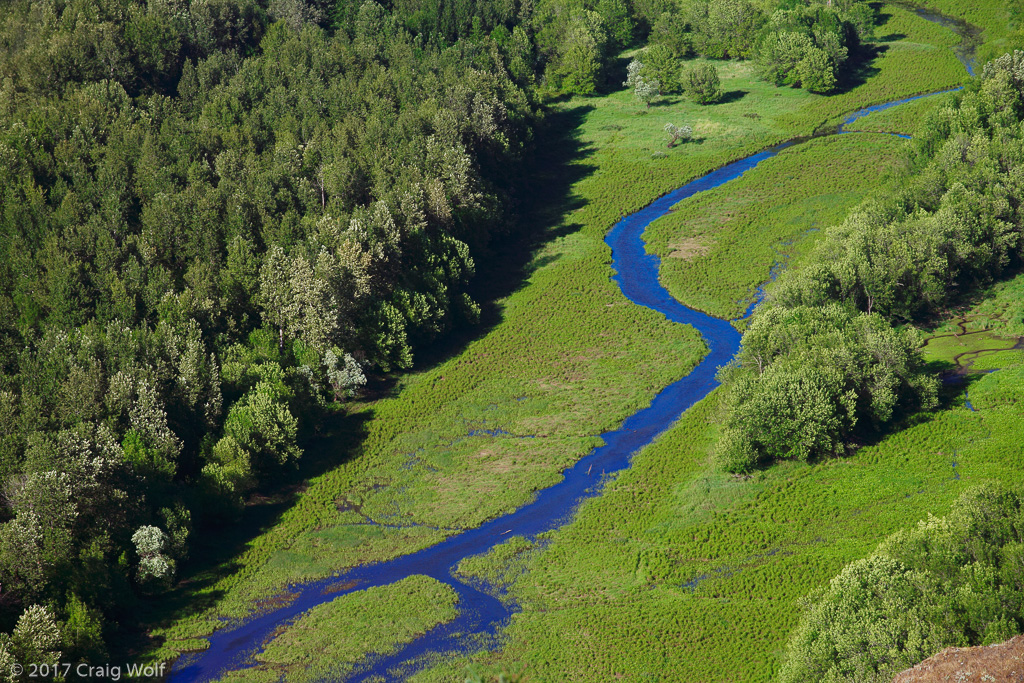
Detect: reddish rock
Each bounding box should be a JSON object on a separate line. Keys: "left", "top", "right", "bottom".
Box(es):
{"left": 893, "top": 635, "right": 1024, "bottom": 682}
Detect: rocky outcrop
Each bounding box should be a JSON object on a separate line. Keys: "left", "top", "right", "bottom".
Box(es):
{"left": 893, "top": 635, "right": 1024, "bottom": 682}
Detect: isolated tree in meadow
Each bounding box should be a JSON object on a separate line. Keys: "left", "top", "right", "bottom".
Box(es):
{"left": 753, "top": 7, "right": 849, "bottom": 94}
{"left": 664, "top": 123, "right": 693, "bottom": 147}
{"left": 634, "top": 77, "right": 661, "bottom": 107}
{"left": 686, "top": 63, "right": 723, "bottom": 104}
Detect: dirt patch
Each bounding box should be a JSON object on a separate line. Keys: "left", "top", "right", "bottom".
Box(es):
{"left": 667, "top": 237, "right": 710, "bottom": 260}
{"left": 469, "top": 448, "right": 516, "bottom": 475}
{"left": 321, "top": 579, "right": 361, "bottom": 595}
{"left": 252, "top": 591, "right": 300, "bottom": 615}
{"left": 892, "top": 635, "right": 1024, "bottom": 682}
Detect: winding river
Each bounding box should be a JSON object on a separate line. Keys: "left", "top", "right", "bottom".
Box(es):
{"left": 170, "top": 12, "right": 977, "bottom": 683}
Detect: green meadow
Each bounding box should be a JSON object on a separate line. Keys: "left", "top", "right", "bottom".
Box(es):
{"left": 842, "top": 91, "right": 955, "bottom": 136}
{"left": 149, "top": 3, "right": 999, "bottom": 679}
{"left": 412, "top": 325, "right": 1024, "bottom": 683}
{"left": 214, "top": 576, "right": 460, "bottom": 683}
{"left": 911, "top": 0, "right": 1015, "bottom": 62}
{"left": 921, "top": 271, "right": 1024, "bottom": 376}
{"left": 644, "top": 133, "right": 906, "bottom": 320}
{"left": 774, "top": 4, "right": 966, "bottom": 131}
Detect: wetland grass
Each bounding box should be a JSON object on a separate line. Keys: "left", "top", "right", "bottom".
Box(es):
{"left": 645, "top": 134, "right": 906, "bottom": 319}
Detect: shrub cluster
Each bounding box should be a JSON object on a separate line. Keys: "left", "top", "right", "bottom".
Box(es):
{"left": 718, "top": 51, "right": 1024, "bottom": 472}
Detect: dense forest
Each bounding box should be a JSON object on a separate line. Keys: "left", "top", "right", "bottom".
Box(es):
{"left": 0, "top": 0, "right": 543, "bottom": 669}
{"left": 0, "top": 0, "right": 1009, "bottom": 677}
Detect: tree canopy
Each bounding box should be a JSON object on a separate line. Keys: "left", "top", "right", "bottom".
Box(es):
{"left": 781, "top": 485, "right": 1024, "bottom": 683}
{"left": 0, "top": 0, "right": 537, "bottom": 664}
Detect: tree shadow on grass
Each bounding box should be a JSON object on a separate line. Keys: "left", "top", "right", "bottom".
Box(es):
{"left": 410, "top": 103, "right": 598, "bottom": 371}
{"left": 746, "top": 369, "right": 986, "bottom": 475}
{"left": 825, "top": 2, "right": 897, "bottom": 96}
{"left": 871, "top": 3, "right": 892, "bottom": 27}
{"left": 717, "top": 89, "right": 748, "bottom": 104}
{"left": 679, "top": 136, "right": 707, "bottom": 146}
{"left": 832, "top": 44, "right": 885, "bottom": 95}
{"left": 603, "top": 55, "right": 633, "bottom": 94}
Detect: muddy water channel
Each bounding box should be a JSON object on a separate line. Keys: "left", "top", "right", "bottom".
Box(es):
{"left": 170, "top": 10, "right": 978, "bottom": 683}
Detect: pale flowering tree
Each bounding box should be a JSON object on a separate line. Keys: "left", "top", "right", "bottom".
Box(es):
{"left": 132, "top": 525, "right": 175, "bottom": 587}
{"left": 0, "top": 604, "right": 62, "bottom": 679}
{"left": 634, "top": 77, "right": 661, "bottom": 108}
{"left": 624, "top": 58, "right": 661, "bottom": 108}
{"left": 664, "top": 123, "right": 693, "bottom": 148}
{"left": 324, "top": 349, "right": 366, "bottom": 401}
{"left": 12, "top": 605, "right": 61, "bottom": 665}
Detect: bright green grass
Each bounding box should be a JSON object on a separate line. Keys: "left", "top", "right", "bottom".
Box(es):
{"left": 148, "top": 50, "right": 809, "bottom": 661}
{"left": 915, "top": 0, "right": 1012, "bottom": 38}
{"left": 965, "top": 271, "right": 1024, "bottom": 337}
{"left": 214, "top": 576, "right": 458, "bottom": 682}
{"left": 568, "top": 58, "right": 812, "bottom": 172}
{"left": 921, "top": 330, "right": 1021, "bottom": 370}
{"left": 844, "top": 90, "right": 957, "bottom": 135}
{"left": 455, "top": 536, "right": 540, "bottom": 597}
{"left": 148, "top": 3, "right": 988, "bottom": 668}
{"left": 412, "top": 359, "right": 1024, "bottom": 682}
{"left": 920, "top": 271, "right": 1024, "bottom": 373}
{"left": 969, "top": 363, "right": 1024, "bottom": 407}
{"left": 910, "top": 0, "right": 1014, "bottom": 63}
{"left": 644, "top": 134, "right": 905, "bottom": 319}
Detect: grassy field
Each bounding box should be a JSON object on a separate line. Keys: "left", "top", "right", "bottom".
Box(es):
{"left": 920, "top": 271, "right": 1024, "bottom": 379}
{"left": 909, "top": 0, "right": 1015, "bottom": 63}
{"left": 842, "top": 90, "right": 957, "bottom": 135}
{"left": 930, "top": 271, "right": 1024, "bottom": 339}
{"left": 406, "top": 10, "right": 1018, "bottom": 682}
{"left": 643, "top": 134, "right": 906, "bottom": 319}
{"left": 148, "top": 3, "right": 991, "bottom": 676}
{"left": 215, "top": 576, "right": 459, "bottom": 682}
{"left": 776, "top": 4, "right": 966, "bottom": 132}
{"left": 412, "top": 330, "right": 1024, "bottom": 682}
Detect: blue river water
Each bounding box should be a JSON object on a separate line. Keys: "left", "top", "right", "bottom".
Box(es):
{"left": 170, "top": 16, "right": 978, "bottom": 683}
